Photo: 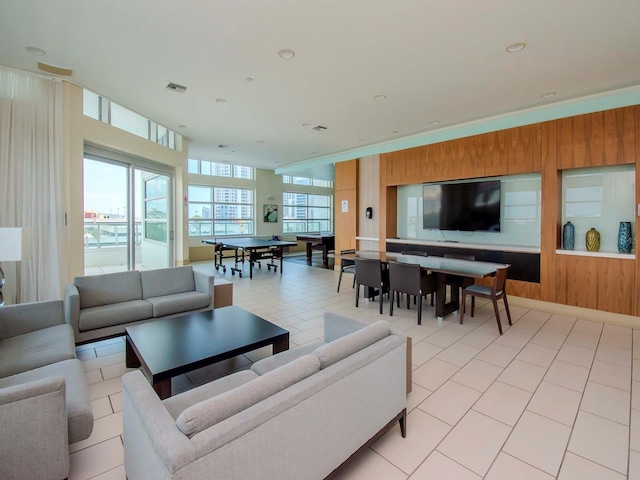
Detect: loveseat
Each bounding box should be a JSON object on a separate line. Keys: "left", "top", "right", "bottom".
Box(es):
{"left": 65, "top": 265, "right": 215, "bottom": 344}
{"left": 122, "top": 312, "right": 407, "bottom": 480}
{"left": 0, "top": 300, "right": 93, "bottom": 480}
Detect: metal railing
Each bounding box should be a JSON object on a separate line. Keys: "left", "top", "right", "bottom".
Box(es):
{"left": 84, "top": 220, "right": 142, "bottom": 248}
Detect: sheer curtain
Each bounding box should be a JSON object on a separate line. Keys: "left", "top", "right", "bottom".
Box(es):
{"left": 0, "top": 66, "right": 66, "bottom": 302}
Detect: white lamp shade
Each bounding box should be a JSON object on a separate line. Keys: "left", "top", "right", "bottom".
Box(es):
{"left": 0, "top": 228, "right": 31, "bottom": 261}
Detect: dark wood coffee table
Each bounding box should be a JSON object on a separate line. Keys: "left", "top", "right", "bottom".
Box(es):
{"left": 125, "top": 306, "right": 289, "bottom": 399}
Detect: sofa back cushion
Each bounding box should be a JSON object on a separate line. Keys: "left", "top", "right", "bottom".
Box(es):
{"left": 313, "top": 320, "right": 390, "bottom": 369}
{"left": 176, "top": 354, "right": 320, "bottom": 437}
{"left": 141, "top": 266, "right": 195, "bottom": 299}
{"left": 74, "top": 271, "right": 143, "bottom": 309}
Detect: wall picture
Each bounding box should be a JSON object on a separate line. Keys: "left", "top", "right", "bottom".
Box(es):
{"left": 263, "top": 204, "right": 278, "bottom": 223}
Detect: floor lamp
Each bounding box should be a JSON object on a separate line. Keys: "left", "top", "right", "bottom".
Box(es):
{"left": 0, "top": 228, "right": 30, "bottom": 306}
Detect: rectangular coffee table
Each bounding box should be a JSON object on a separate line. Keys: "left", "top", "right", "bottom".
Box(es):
{"left": 125, "top": 306, "right": 289, "bottom": 399}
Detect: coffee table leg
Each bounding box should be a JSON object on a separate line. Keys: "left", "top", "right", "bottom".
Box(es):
{"left": 153, "top": 379, "right": 172, "bottom": 400}
{"left": 273, "top": 333, "right": 289, "bottom": 354}
{"left": 125, "top": 336, "right": 141, "bottom": 368}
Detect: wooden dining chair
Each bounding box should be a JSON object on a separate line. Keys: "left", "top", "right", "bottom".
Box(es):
{"left": 388, "top": 261, "right": 436, "bottom": 325}
{"left": 336, "top": 249, "right": 356, "bottom": 292}
{"left": 459, "top": 266, "right": 512, "bottom": 334}
{"left": 354, "top": 257, "right": 389, "bottom": 314}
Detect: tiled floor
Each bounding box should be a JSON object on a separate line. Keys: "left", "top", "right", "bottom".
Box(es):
{"left": 70, "top": 257, "right": 639, "bottom": 479}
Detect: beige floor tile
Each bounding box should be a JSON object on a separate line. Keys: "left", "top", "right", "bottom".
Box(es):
{"left": 76, "top": 348, "right": 97, "bottom": 361}
{"left": 101, "top": 362, "right": 137, "bottom": 381}
{"left": 630, "top": 450, "right": 640, "bottom": 480}
{"left": 95, "top": 341, "right": 125, "bottom": 357}
{"left": 332, "top": 448, "right": 407, "bottom": 480}
{"left": 589, "top": 359, "right": 632, "bottom": 392}
{"left": 631, "top": 408, "right": 640, "bottom": 452}
{"left": 411, "top": 341, "right": 443, "bottom": 366}
{"left": 633, "top": 380, "right": 640, "bottom": 410}
{"left": 290, "top": 326, "right": 324, "bottom": 345}
{"left": 409, "top": 451, "right": 481, "bottom": 480}
{"left": 423, "top": 326, "right": 469, "bottom": 349}
{"left": 418, "top": 380, "right": 481, "bottom": 426}
{"left": 498, "top": 359, "right": 546, "bottom": 393}
{"left": 634, "top": 359, "right": 640, "bottom": 381}
{"left": 503, "top": 411, "right": 571, "bottom": 476}
{"left": 435, "top": 342, "right": 482, "bottom": 367}
{"left": 580, "top": 381, "right": 630, "bottom": 425}
{"left": 91, "top": 465, "right": 127, "bottom": 480}
{"left": 493, "top": 331, "right": 531, "bottom": 350}
{"left": 568, "top": 410, "right": 629, "bottom": 475}
{"left": 91, "top": 396, "right": 114, "bottom": 420}
{"left": 600, "top": 324, "right": 633, "bottom": 350}
{"left": 85, "top": 368, "right": 103, "bottom": 385}
{"left": 70, "top": 412, "right": 124, "bottom": 453}
{"left": 451, "top": 359, "right": 503, "bottom": 393}
{"left": 437, "top": 410, "right": 511, "bottom": 476}
{"left": 372, "top": 409, "right": 451, "bottom": 475}
{"left": 527, "top": 381, "right": 582, "bottom": 426}
{"left": 475, "top": 343, "right": 519, "bottom": 368}
{"left": 412, "top": 358, "right": 460, "bottom": 391}
{"left": 110, "top": 391, "right": 123, "bottom": 413}
{"left": 558, "top": 452, "right": 627, "bottom": 480}
{"left": 458, "top": 329, "right": 500, "bottom": 349}
{"left": 565, "top": 330, "right": 602, "bottom": 350}
{"left": 516, "top": 343, "right": 558, "bottom": 368}
{"left": 596, "top": 344, "right": 633, "bottom": 368}
{"left": 485, "top": 452, "right": 554, "bottom": 480}
{"left": 530, "top": 330, "right": 568, "bottom": 350}
{"left": 68, "top": 437, "right": 124, "bottom": 480}
{"left": 472, "top": 381, "right": 532, "bottom": 427}
{"left": 555, "top": 343, "right": 596, "bottom": 368}
{"left": 82, "top": 351, "right": 126, "bottom": 372}
{"left": 88, "top": 377, "right": 123, "bottom": 401}
{"left": 544, "top": 360, "right": 590, "bottom": 392}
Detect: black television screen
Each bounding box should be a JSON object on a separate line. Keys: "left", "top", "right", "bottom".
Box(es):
{"left": 423, "top": 180, "right": 501, "bottom": 232}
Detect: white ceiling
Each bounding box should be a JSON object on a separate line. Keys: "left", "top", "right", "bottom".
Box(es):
{"left": 2, "top": 0, "right": 640, "bottom": 180}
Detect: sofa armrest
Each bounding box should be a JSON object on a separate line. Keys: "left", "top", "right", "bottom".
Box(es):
{"left": 0, "top": 300, "right": 65, "bottom": 340}
{"left": 193, "top": 270, "right": 215, "bottom": 308}
{"left": 0, "top": 377, "right": 69, "bottom": 480}
{"left": 64, "top": 283, "right": 81, "bottom": 336}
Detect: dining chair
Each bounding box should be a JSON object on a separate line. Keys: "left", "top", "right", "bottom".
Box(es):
{"left": 444, "top": 254, "right": 476, "bottom": 312}
{"left": 459, "top": 265, "right": 512, "bottom": 334}
{"left": 401, "top": 251, "right": 434, "bottom": 306}
{"left": 337, "top": 248, "right": 356, "bottom": 292}
{"left": 354, "top": 257, "right": 389, "bottom": 314}
{"left": 388, "top": 261, "right": 436, "bottom": 325}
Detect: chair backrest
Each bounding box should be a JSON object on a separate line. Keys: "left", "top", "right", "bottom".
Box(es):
{"left": 354, "top": 257, "right": 383, "bottom": 288}
{"left": 340, "top": 249, "right": 356, "bottom": 267}
{"left": 492, "top": 266, "right": 511, "bottom": 294}
{"left": 388, "top": 261, "right": 421, "bottom": 296}
{"left": 444, "top": 253, "right": 476, "bottom": 261}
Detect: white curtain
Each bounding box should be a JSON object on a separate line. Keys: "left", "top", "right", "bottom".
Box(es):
{"left": 0, "top": 67, "right": 66, "bottom": 302}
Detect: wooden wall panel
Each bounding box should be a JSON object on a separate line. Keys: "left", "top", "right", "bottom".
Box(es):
{"left": 334, "top": 158, "right": 358, "bottom": 191}
{"left": 509, "top": 124, "right": 542, "bottom": 174}
{"left": 484, "top": 130, "right": 508, "bottom": 177}
{"left": 636, "top": 105, "right": 640, "bottom": 315}
{"left": 507, "top": 280, "right": 541, "bottom": 300}
{"left": 540, "top": 121, "right": 559, "bottom": 302}
{"left": 334, "top": 160, "right": 358, "bottom": 255}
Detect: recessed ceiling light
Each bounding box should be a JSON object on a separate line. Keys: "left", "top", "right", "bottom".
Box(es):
{"left": 278, "top": 49, "right": 295, "bottom": 59}
{"left": 245, "top": 77, "right": 254, "bottom": 82}
{"left": 540, "top": 91, "right": 556, "bottom": 98}
{"left": 257, "top": 140, "right": 265, "bottom": 144}
{"left": 215, "top": 98, "right": 227, "bottom": 103}
{"left": 430, "top": 120, "right": 441, "bottom": 126}
{"left": 359, "top": 140, "right": 366, "bottom": 144}
{"left": 25, "top": 46, "right": 45, "bottom": 56}
{"left": 218, "top": 144, "right": 229, "bottom": 149}
{"left": 302, "top": 123, "right": 311, "bottom": 128}
{"left": 392, "top": 130, "right": 399, "bottom": 134}
{"left": 178, "top": 124, "right": 187, "bottom": 128}
{"left": 374, "top": 94, "right": 387, "bottom": 101}
{"left": 506, "top": 42, "right": 526, "bottom": 53}
{"left": 310, "top": 151, "right": 318, "bottom": 155}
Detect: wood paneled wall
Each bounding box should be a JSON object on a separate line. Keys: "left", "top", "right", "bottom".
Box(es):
{"left": 334, "top": 160, "right": 358, "bottom": 255}
{"left": 373, "top": 105, "right": 640, "bottom": 316}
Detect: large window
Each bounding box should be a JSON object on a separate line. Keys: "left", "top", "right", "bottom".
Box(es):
{"left": 144, "top": 175, "right": 169, "bottom": 243}
{"left": 188, "top": 159, "right": 254, "bottom": 179}
{"left": 188, "top": 186, "right": 254, "bottom": 237}
{"left": 282, "top": 175, "right": 332, "bottom": 188}
{"left": 282, "top": 192, "right": 332, "bottom": 233}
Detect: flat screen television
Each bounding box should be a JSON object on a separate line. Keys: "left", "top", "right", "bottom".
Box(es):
{"left": 423, "top": 179, "right": 501, "bottom": 232}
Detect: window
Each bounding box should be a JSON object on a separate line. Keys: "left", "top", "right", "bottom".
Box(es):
{"left": 282, "top": 175, "right": 332, "bottom": 188}
{"left": 188, "top": 186, "right": 254, "bottom": 236}
{"left": 188, "top": 159, "right": 254, "bottom": 179}
{"left": 144, "top": 175, "right": 169, "bottom": 243}
{"left": 282, "top": 192, "right": 332, "bottom": 233}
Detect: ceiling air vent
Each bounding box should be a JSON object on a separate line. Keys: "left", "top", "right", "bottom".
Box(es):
{"left": 166, "top": 82, "right": 187, "bottom": 93}
{"left": 312, "top": 125, "right": 327, "bottom": 132}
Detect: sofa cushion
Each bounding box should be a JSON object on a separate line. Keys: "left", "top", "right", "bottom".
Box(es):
{"left": 0, "top": 324, "right": 75, "bottom": 378}
{"left": 313, "top": 320, "right": 390, "bottom": 369}
{"left": 0, "top": 358, "right": 94, "bottom": 444}
{"left": 251, "top": 339, "right": 325, "bottom": 376}
{"left": 146, "top": 291, "right": 211, "bottom": 318}
{"left": 176, "top": 354, "right": 320, "bottom": 437}
{"left": 78, "top": 300, "right": 153, "bottom": 332}
{"left": 74, "top": 271, "right": 143, "bottom": 309}
{"left": 141, "top": 266, "right": 196, "bottom": 299}
{"left": 163, "top": 370, "right": 259, "bottom": 420}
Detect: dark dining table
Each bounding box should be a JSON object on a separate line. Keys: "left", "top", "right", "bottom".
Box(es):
{"left": 341, "top": 251, "right": 508, "bottom": 319}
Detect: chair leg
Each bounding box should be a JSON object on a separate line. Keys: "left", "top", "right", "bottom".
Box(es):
{"left": 459, "top": 291, "right": 466, "bottom": 325}
{"left": 503, "top": 294, "right": 512, "bottom": 326}
{"left": 337, "top": 269, "right": 344, "bottom": 292}
{"left": 492, "top": 299, "right": 503, "bottom": 335}
{"left": 397, "top": 292, "right": 401, "bottom": 308}
{"left": 417, "top": 295, "right": 422, "bottom": 325}
{"left": 379, "top": 289, "right": 384, "bottom": 314}
{"left": 355, "top": 284, "right": 359, "bottom": 307}
{"left": 390, "top": 291, "right": 395, "bottom": 316}
{"left": 470, "top": 296, "right": 476, "bottom": 317}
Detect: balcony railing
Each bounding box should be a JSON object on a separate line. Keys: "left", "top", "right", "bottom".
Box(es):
{"left": 84, "top": 220, "right": 142, "bottom": 248}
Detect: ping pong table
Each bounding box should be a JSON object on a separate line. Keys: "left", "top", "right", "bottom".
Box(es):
{"left": 202, "top": 237, "right": 297, "bottom": 279}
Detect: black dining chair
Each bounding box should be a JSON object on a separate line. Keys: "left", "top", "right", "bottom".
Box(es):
{"left": 444, "top": 254, "right": 476, "bottom": 312}
{"left": 337, "top": 249, "right": 356, "bottom": 293}
{"left": 388, "top": 261, "right": 436, "bottom": 325}
{"left": 354, "top": 257, "right": 389, "bottom": 314}
{"left": 459, "top": 265, "right": 512, "bottom": 334}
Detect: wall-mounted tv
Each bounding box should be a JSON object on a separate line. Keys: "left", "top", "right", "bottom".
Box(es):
{"left": 423, "top": 179, "right": 501, "bottom": 232}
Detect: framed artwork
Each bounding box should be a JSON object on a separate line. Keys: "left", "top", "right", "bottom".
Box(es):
{"left": 263, "top": 204, "right": 278, "bottom": 223}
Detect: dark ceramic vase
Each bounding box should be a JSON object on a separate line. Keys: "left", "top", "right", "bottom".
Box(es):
{"left": 562, "top": 221, "right": 575, "bottom": 250}
{"left": 618, "top": 221, "right": 632, "bottom": 253}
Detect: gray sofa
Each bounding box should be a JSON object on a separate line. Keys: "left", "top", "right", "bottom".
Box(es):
{"left": 0, "top": 300, "right": 93, "bottom": 480}
{"left": 122, "top": 312, "right": 407, "bottom": 480}
{"left": 65, "top": 265, "right": 215, "bottom": 344}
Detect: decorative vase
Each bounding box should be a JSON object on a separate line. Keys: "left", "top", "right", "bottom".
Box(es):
{"left": 618, "top": 221, "right": 632, "bottom": 253}
{"left": 562, "top": 221, "right": 575, "bottom": 250}
{"left": 586, "top": 227, "right": 600, "bottom": 252}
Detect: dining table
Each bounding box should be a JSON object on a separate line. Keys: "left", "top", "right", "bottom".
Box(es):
{"left": 339, "top": 250, "right": 509, "bottom": 319}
